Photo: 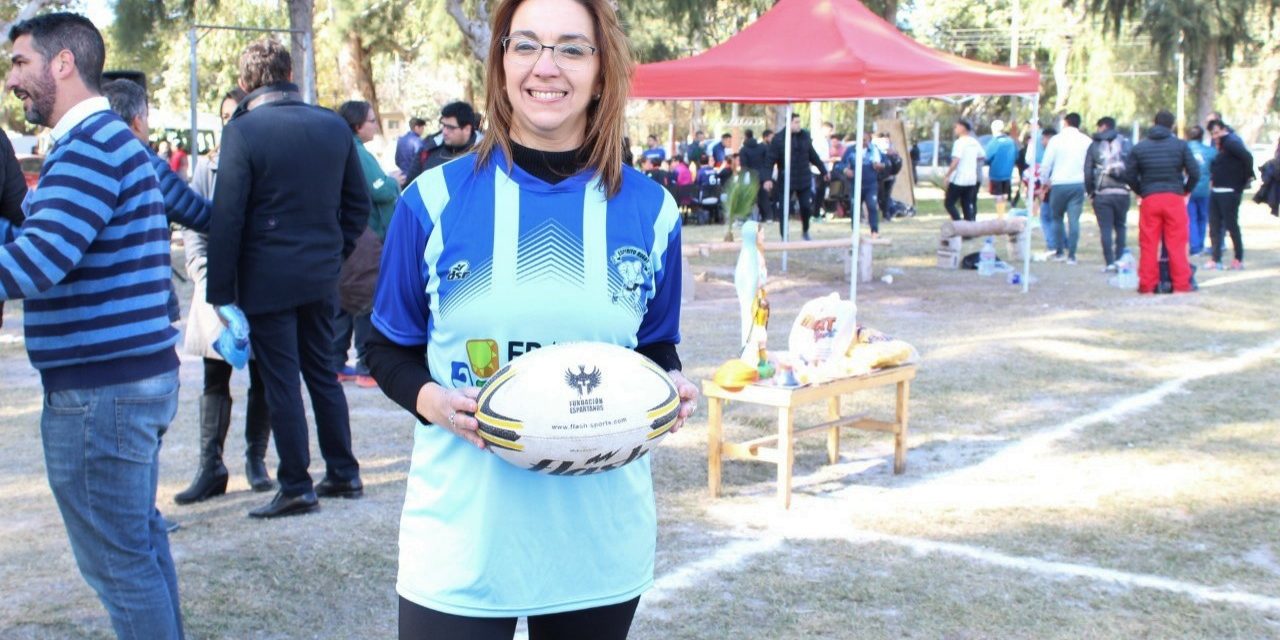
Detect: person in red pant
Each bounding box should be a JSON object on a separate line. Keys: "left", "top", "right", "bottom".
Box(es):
{"left": 1123, "top": 111, "right": 1200, "bottom": 293}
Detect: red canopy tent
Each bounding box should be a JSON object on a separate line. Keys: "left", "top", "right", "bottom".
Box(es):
{"left": 631, "top": 0, "right": 1038, "bottom": 101}
{"left": 630, "top": 0, "right": 1043, "bottom": 300}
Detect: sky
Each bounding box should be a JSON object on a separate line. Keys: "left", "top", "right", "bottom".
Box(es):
{"left": 79, "top": 0, "right": 114, "bottom": 27}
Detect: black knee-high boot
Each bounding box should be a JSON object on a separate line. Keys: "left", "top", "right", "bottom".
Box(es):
{"left": 244, "top": 384, "right": 275, "bottom": 492}
{"left": 175, "top": 394, "right": 231, "bottom": 504}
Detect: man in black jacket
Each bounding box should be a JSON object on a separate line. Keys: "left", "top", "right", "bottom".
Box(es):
{"left": 1123, "top": 111, "right": 1199, "bottom": 294}
{"left": 1084, "top": 116, "right": 1133, "bottom": 270}
{"left": 738, "top": 129, "right": 774, "bottom": 221}
{"left": 1205, "top": 119, "right": 1254, "bottom": 270}
{"left": 770, "top": 113, "right": 828, "bottom": 240}
{"left": 208, "top": 38, "right": 370, "bottom": 518}
{"left": 407, "top": 101, "right": 480, "bottom": 183}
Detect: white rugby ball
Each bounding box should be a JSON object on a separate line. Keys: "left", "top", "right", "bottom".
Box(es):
{"left": 475, "top": 342, "right": 680, "bottom": 475}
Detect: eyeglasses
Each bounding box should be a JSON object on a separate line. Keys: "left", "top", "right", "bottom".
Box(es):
{"left": 440, "top": 122, "right": 461, "bottom": 132}
{"left": 500, "top": 36, "right": 597, "bottom": 71}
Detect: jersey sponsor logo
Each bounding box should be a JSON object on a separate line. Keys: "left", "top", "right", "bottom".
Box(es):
{"left": 450, "top": 340, "right": 549, "bottom": 387}
{"left": 446, "top": 260, "right": 471, "bottom": 280}
{"left": 466, "top": 339, "right": 500, "bottom": 378}
{"left": 610, "top": 246, "right": 650, "bottom": 307}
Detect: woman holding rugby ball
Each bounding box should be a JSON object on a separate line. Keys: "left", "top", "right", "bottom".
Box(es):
{"left": 365, "top": 0, "right": 698, "bottom": 637}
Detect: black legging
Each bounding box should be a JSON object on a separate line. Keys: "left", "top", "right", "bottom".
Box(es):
{"left": 398, "top": 596, "right": 639, "bottom": 640}
{"left": 203, "top": 357, "right": 264, "bottom": 397}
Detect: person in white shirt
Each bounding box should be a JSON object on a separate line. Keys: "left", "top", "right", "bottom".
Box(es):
{"left": 1039, "top": 112, "right": 1094, "bottom": 263}
{"left": 944, "top": 119, "right": 984, "bottom": 221}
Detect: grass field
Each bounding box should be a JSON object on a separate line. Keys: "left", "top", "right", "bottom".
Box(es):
{"left": 1, "top": 189, "right": 1277, "bottom": 639}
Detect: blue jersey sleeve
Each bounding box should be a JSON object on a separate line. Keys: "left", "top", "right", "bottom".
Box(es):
{"left": 372, "top": 188, "right": 434, "bottom": 346}
{"left": 636, "top": 191, "right": 682, "bottom": 348}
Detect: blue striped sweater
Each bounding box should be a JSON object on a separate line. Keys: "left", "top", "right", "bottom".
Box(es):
{"left": 0, "top": 109, "right": 178, "bottom": 391}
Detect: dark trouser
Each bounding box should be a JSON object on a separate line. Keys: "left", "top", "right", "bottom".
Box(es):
{"left": 755, "top": 183, "right": 774, "bottom": 222}
{"left": 399, "top": 596, "right": 639, "bottom": 640}
{"left": 247, "top": 296, "right": 358, "bottom": 496}
{"left": 1092, "top": 192, "right": 1130, "bottom": 266}
{"left": 782, "top": 187, "right": 815, "bottom": 238}
{"left": 944, "top": 183, "right": 978, "bottom": 221}
{"left": 332, "top": 309, "right": 373, "bottom": 374}
{"left": 857, "top": 184, "right": 880, "bottom": 233}
{"left": 1209, "top": 190, "right": 1244, "bottom": 262}
{"left": 879, "top": 178, "right": 895, "bottom": 219}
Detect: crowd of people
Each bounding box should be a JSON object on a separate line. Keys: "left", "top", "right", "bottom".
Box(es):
{"left": 636, "top": 114, "right": 912, "bottom": 240}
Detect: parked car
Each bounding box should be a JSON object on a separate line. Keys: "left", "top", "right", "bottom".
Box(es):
{"left": 17, "top": 153, "right": 42, "bottom": 190}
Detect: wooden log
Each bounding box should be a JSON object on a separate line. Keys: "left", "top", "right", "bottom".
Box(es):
{"left": 940, "top": 217, "right": 1026, "bottom": 239}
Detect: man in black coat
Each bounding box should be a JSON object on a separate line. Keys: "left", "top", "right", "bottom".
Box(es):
{"left": 1205, "top": 119, "right": 1254, "bottom": 269}
{"left": 770, "top": 113, "right": 828, "bottom": 240}
{"left": 1123, "top": 110, "right": 1198, "bottom": 294}
{"left": 207, "top": 38, "right": 370, "bottom": 518}
{"left": 737, "top": 129, "right": 774, "bottom": 222}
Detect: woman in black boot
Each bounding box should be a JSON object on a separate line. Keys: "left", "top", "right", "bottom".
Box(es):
{"left": 176, "top": 88, "right": 275, "bottom": 504}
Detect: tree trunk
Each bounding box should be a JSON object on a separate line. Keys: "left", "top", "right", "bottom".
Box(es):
{"left": 1052, "top": 35, "right": 1072, "bottom": 112}
{"left": 0, "top": 0, "right": 50, "bottom": 43}
{"left": 1194, "top": 38, "right": 1219, "bottom": 127}
{"left": 446, "top": 0, "right": 493, "bottom": 63}
{"left": 287, "top": 0, "right": 315, "bottom": 102}
{"left": 338, "top": 31, "right": 380, "bottom": 120}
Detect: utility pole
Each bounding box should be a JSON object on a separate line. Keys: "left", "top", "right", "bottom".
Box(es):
{"left": 1010, "top": 0, "right": 1020, "bottom": 67}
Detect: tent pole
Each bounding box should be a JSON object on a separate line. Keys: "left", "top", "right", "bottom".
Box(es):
{"left": 1024, "top": 93, "right": 1040, "bottom": 293}
{"left": 782, "top": 104, "right": 793, "bottom": 272}
{"left": 849, "top": 99, "right": 865, "bottom": 314}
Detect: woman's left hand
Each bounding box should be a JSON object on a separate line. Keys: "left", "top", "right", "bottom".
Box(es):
{"left": 668, "top": 370, "right": 700, "bottom": 433}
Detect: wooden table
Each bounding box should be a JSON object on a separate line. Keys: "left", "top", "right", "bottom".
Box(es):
{"left": 703, "top": 364, "right": 917, "bottom": 509}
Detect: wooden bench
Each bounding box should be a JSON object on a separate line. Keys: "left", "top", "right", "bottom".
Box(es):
{"left": 681, "top": 236, "right": 892, "bottom": 302}
{"left": 703, "top": 364, "right": 916, "bottom": 509}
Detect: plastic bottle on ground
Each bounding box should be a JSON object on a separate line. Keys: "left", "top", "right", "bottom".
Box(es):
{"left": 978, "top": 236, "right": 996, "bottom": 277}
{"left": 1115, "top": 249, "right": 1137, "bottom": 290}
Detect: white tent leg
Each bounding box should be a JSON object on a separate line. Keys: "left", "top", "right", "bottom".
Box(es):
{"left": 1024, "top": 93, "right": 1039, "bottom": 293}
{"left": 849, "top": 100, "right": 865, "bottom": 314}
{"left": 782, "top": 104, "right": 793, "bottom": 272}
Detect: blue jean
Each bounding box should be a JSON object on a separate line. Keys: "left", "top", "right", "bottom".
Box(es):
{"left": 1187, "top": 194, "right": 1210, "bottom": 254}
{"left": 41, "top": 370, "right": 183, "bottom": 640}
{"left": 1039, "top": 199, "right": 1057, "bottom": 250}
{"left": 1049, "top": 183, "right": 1085, "bottom": 257}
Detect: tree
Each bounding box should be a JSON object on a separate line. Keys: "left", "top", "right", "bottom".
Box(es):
{"left": 1074, "top": 0, "right": 1278, "bottom": 125}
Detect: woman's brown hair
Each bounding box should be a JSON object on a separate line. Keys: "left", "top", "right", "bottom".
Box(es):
{"left": 474, "top": 0, "right": 634, "bottom": 198}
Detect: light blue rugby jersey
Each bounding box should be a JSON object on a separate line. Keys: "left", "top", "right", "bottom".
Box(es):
{"left": 372, "top": 147, "right": 683, "bottom": 617}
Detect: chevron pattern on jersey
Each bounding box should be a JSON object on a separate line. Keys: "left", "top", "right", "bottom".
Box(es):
{"left": 439, "top": 254, "right": 495, "bottom": 318}
{"left": 516, "top": 219, "right": 586, "bottom": 287}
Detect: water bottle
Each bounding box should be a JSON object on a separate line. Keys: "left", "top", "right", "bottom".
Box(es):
{"left": 1116, "top": 250, "right": 1137, "bottom": 290}
{"left": 978, "top": 236, "right": 996, "bottom": 276}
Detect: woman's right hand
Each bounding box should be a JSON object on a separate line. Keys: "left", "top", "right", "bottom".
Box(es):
{"left": 416, "top": 383, "right": 485, "bottom": 449}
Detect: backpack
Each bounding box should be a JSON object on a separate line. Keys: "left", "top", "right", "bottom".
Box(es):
{"left": 1101, "top": 138, "right": 1126, "bottom": 178}
{"left": 883, "top": 151, "right": 903, "bottom": 177}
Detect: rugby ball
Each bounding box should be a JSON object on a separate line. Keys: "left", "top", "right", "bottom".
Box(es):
{"left": 475, "top": 342, "right": 680, "bottom": 475}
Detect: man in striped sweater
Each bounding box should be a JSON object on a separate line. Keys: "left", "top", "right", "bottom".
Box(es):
{"left": 1, "top": 14, "right": 184, "bottom": 639}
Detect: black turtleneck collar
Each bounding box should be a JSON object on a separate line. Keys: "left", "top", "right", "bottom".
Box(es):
{"left": 510, "top": 141, "right": 587, "bottom": 184}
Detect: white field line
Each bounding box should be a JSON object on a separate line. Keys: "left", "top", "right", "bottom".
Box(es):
{"left": 638, "top": 535, "right": 784, "bottom": 613}
{"left": 924, "top": 336, "right": 1280, "bottom": 486}
{"left": 635, "top": 338, "right": 1280, "bottom": 617}
{"left": 822, "top": 528, "right": 1280, "bottom": 613}
{"left": 1196, "top": 267, "right": 1280, "bottom": 289}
